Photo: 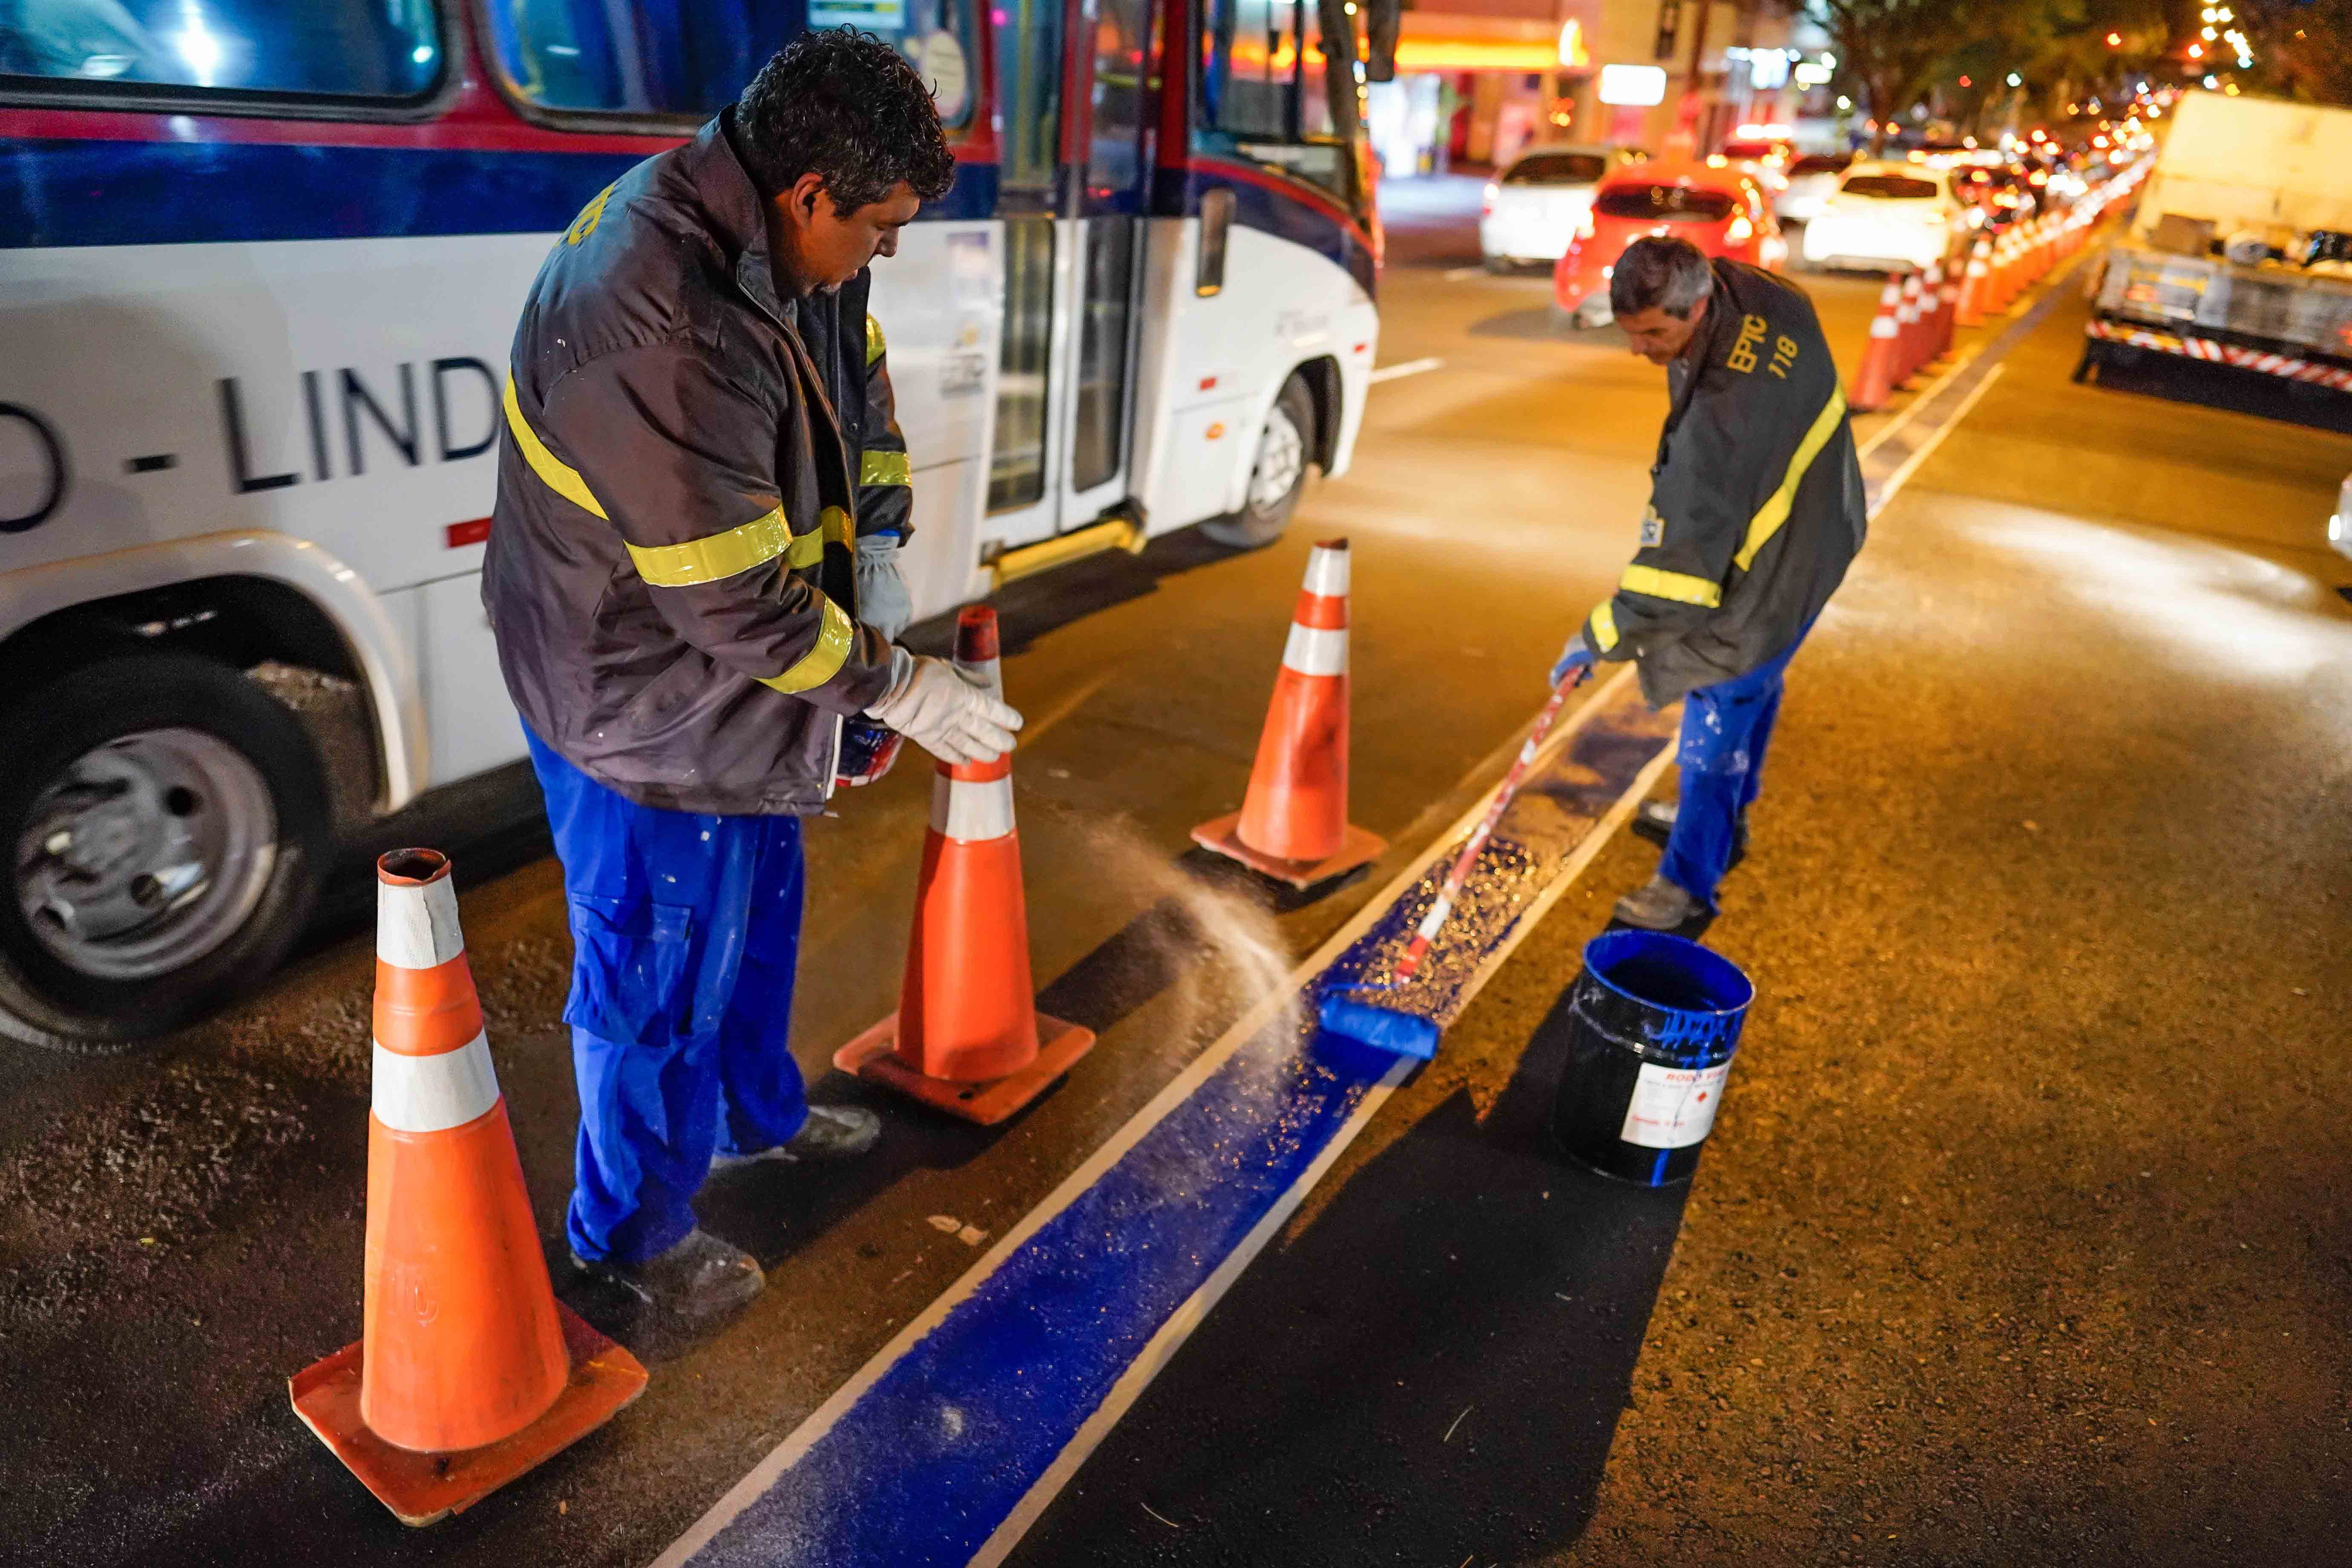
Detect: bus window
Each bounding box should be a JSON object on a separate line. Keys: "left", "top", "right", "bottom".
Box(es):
{"left": 990, "top": 0, "right": 1060, "bottom": 189}
{"left": 485, "top": 0, "right": 977, "bottom": 125}
{"left": 989, "top": 216, "right": 1055, "bottom": 512}
{"left": 0, "top": 0, "right": 439, "bottom": 100}
{"left": 1086, "top": 0, "right": 1152, "bottom": 202}
{"left": 1199, "top": 0, "right": 1357, "bottom": 207}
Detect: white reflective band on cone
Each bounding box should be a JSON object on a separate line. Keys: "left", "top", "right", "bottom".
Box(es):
{"left": 372, "top": 1035, "right": 501, "bottom": 1133}
{"left": 1301, "top": 547, "right": 1351, "bottom": 599}
{"left": 378, "top": 877, "right": 465, "bottom": 970}
{"left": 933, "top": 773, "right": 1016, "bottom": 842}
{"left": 1281, "top": 623, "right": 1349, "bottom": 677}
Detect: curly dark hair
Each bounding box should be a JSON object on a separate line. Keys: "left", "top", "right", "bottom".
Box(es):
{"left": 735, "top": 29, "right": 956, "bottom": 213}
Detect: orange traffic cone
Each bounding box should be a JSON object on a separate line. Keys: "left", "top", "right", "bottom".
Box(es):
{"left": 834, "top": 607, "right": 1095, "bottom": 1125}
{"left": 290, "top": 849, "right": 647, "bottom": 1527}
{"left": 1191, "top": 538, "right": 1386, "bottom": 888}
{"left": 1929, "top": 259, "right": 1959, "bottom": 360}
{"left": 1990, "top": 231, "right": 2019, "bottom": 310}
{"left": 1955, "top": 236, "right": 1991, "bottom": 328}
{"left": 1849, "top": 277, "right": 1904, "bottom": 412}
{"left": 1893, "top": 272, "right": 1926, "bottom": 383}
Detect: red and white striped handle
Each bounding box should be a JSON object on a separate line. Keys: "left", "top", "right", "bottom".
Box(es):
{"left": 1392, "top": 666, "right": 1590, "bottom": 984}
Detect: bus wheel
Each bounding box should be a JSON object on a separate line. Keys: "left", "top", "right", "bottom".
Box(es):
{"left": 1202, "top": 374, "right": 1316, "bottom": 550}
{"left": 0, "top": 653, "right": 330, "bottom": 1054}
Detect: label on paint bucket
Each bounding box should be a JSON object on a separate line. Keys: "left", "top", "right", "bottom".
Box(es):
{"left": 1619, "top": 1060, "right": 1732, "bottom": 1148}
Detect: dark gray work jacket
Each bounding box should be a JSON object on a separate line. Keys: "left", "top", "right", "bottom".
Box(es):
{"left": 483, "top": 109, "right": 913, "bottom": 816}
{"left": 1581, "top": 259, "right": 1868, "bottom": 705}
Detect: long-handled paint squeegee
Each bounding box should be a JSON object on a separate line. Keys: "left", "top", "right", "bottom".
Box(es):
{"left": 1317, "top": 667, "right": 1593, "bottom": 1061}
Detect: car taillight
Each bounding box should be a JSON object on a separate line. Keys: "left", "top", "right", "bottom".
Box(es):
{"left": 1482, "top": 181, "right": 1498, "bottom": 216}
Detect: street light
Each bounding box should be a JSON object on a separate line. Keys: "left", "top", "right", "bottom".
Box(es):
{"left": 2007, "top": 72, "right": 2022, "bottom": 86}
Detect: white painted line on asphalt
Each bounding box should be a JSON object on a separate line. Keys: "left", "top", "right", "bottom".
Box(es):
{"left": 650, "top": 665, "right": 1642, "bottom": 1568}
{"left": 965, "top": 680, "right": 1676, "bottom": 1568}
{"left": 1855, "top": 347, "right": 1983, "bottom": 462}
{"left": 1442, "top": 265, "right": 1485, "bottom": 281}
{"left": 1872, "top": 363, "right": 2007, "bottom": 518}
{"left": 1368, "top": 357, "right": 1445, "bottom": 385}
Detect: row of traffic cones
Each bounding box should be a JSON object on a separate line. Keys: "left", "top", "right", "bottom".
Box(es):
{"left": 1850, "top": 262, "right": 1960, "bottom": 411}
{"left": 1855, "top": 158, "right": 2148, "bottom": 411}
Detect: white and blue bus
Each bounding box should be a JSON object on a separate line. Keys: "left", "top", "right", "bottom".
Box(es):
{"left": 0, "top": 0, "right": 1390, "bottom": 1048}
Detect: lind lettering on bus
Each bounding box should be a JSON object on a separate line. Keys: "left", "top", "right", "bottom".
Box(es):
{"left": 216, "top": 358, "right": 500, "bottom": 494}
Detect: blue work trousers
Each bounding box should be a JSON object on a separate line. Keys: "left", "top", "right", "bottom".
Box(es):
{"left": 525, "top": 731, "right": 810, "bottom": 1265}
{"left": 1657, "top": 621, "right": 1813, "bottom": 912}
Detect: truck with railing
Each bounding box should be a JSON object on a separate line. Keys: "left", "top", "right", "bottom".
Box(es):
{"left": 2078, "top": 90, "right": 2352, "bottom": 397}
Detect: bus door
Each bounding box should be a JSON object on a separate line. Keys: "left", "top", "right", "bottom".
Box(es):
{"left": 979, "top": 0, "right": 1150, "bottom": 553}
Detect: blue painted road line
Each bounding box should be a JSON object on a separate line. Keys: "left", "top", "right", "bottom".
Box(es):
{"left": 654, "top": 667, "right": 1680, "bottom": 1568}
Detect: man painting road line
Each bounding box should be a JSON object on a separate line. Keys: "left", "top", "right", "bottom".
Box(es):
{"left": 1551, "top": 235, "right": 1869, "bottom": 931}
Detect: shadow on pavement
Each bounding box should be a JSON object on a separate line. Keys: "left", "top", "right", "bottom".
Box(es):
{"left": 1007, "top": 981, "right": 1694, "bottom": 1567}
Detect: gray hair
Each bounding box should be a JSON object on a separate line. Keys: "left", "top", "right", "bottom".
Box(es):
{"left": 1610, "top": 236, "right": 1717, "bottom": 319}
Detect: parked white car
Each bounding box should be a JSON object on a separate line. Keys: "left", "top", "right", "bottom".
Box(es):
{"left": 1802, "top": 161, "right": 1966, "bottom": 271}
{"left": 1775, "top": 152, "right": 1854, "bottom": 225}
{"left": 1480, "top": 144, "right": 1650, "bottom": 269}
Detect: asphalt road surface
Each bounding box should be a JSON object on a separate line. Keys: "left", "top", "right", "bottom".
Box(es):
{"left": 4, "top": 179, "right": 2349, "bottom": 1568}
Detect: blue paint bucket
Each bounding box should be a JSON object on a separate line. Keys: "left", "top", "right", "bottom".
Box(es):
{"left": 1549, "top": 929, "right": 1754, "bottom": 1186}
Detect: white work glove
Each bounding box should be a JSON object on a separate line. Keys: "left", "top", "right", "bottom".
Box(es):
{"left": 863, "top": 646, "right": 1024, "bottom": 765}
{"left": 856, "top": 533, "right": 913, "bottom": 642}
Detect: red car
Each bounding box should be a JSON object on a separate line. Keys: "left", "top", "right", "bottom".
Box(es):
{"left": 1553, "top": 160, "right": 1788, "bottom": 327}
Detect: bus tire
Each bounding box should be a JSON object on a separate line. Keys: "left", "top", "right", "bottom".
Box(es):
{"left": 1202, "top": 374, "right": 1317, "bottom": 550}
{"left": 0, "top": 652, "right": 330, "bottom": 1055}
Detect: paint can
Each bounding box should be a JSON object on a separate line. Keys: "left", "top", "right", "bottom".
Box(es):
{"left": 1549, "top": 929, "right": 1754, "bottom": 1185}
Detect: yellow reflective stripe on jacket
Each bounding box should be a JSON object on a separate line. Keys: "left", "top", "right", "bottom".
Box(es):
{"left": 1734, "top": 386, "right": 1846, "bottom": 573}
{"left": 503, "top": 376, "right": 607, "bottom": 520}
{"left": 1619, "top": 563, "right": 1722, "bottom": 607}
{"left": 1588, "top": 601, "right": 1620, "bottom": 652}
{"left": 756, "top": 596, "right": 856, "bottom": 694}
{"left": 865, "top": 315, "right": 886, "bottom": 366}
{"left": 860, "top": 449, "right": 910, "bottom": 487}
{"left": 626, "top": 506, "right": 799, "bottom": 587}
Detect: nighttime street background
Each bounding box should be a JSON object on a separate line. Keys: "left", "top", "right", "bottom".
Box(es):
{"left": 2, "top": 165, "right": 2347, "bottom": 1566}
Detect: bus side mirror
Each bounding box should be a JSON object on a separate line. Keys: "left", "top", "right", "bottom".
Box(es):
{"left": 1196, "top": 189, "right": 1234, "bottom": 296}
{"left": 1364, "top": 0, "right": 1400, "bottom": 83}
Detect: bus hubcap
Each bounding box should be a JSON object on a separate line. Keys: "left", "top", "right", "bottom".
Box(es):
{"left": 14, "top": 730, "right": 277, "bottom": 981}
{"left": 1248, "top": 405, "right": 1305, "bottom": 513}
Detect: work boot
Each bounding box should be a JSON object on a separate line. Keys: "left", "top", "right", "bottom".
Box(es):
{"left": 1627, "top": 800, "right": 1747, "bottom": 870}
{"left": 707, "top": 1105, "right": 882, "bottom": 1174}
{"left": 571, "top": 1227, "right": 764, "bottom": 1317}
{"left": 1613, "top": 875, "right": 1705, "bottom": 931}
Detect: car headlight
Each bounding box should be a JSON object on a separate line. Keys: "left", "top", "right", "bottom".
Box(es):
{"left": 1573, "top": 208, "right": 1595, "bottom": 241}
{"left": 1726, "top": 214, "right": 1753, "bottom": 245}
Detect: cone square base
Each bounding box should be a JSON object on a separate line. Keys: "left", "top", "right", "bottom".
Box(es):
{"left": 1189, "top": 813, "right": 1386, "bottom": 891}
{"left": 832, "top": 1011, "right": 1096, "bottom": 1126}
{"left": 289, "top": 1302, "right": 647, "bottom": 1527}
